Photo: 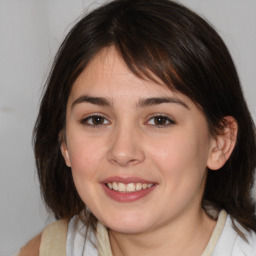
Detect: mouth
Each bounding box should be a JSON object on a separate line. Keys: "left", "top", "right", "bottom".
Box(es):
{"left": 101, "top": 177, "right": 157, "bottom": 202}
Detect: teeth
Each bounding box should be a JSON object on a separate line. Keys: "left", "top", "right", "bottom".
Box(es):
{"left": 136, "top": 183, "right": 142, "bottom": 191}
{"left": 118, "top": 183, "right": 126, "bottom": 192}
{"left": 106, "top": 182, "right": 154, "bottom": 193}
{"left": 126, "top": 183, "right": 135, "bottom": 192}
{"left": 113, "top": 182, "right": 118, "bottom": 191}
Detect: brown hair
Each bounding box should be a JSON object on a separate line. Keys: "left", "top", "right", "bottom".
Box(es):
{"left": 33, "top": 0, "right": 256, "bottom": 232}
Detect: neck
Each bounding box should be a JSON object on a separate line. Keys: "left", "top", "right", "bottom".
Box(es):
{"left": 109, "top": 208, "right": 216, "bottom": 256}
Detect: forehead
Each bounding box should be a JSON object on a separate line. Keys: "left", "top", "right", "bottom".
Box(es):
{"left": 77, "top": 48, "right": 137, "bottom": 86}
{"left": 73, "top": 47, "right": 159, "bottom": 93}
{"left": 69, "top": 47, "right": 192, "bottom": 105}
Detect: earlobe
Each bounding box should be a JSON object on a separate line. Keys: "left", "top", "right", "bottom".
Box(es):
{"left": 207, "top": 116, "right": 238, "bottom": 170}
{"left": 59, "top": 134, "right": 71, "bottom": 167}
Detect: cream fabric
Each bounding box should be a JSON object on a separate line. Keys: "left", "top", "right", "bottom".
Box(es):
{"left": 202, "top": 210, "right": 227, "bottom": 255}
{"left": 40, "top": 219, "right": 68, "bottom": 256}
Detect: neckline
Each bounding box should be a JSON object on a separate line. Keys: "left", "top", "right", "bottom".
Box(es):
{"left": 201, "top": 210, "right": 227, "bottom": 256}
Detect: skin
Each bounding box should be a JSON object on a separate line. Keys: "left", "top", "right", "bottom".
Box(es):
{"left": 61, "top": 47, "right": 237, "bottom": 256}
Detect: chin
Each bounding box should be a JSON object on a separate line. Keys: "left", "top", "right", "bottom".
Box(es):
{"left": 108, "top": 223, "right": 150, "bottom": 234}
{"left": 102, "top": 212, "right": 153, "bottom": 234}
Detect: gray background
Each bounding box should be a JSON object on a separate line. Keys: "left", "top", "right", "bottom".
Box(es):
{"left": 0, "top": 0, "right": 255, "bottom": 255}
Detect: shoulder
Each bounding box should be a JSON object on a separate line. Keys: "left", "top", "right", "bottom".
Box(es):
{"left": 18, "top": 233, "right": 41, "bottom": 256}
{"left": 17, "top": 219, "right": 68, "bottom": 256}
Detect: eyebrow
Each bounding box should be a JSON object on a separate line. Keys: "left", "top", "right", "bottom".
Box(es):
{"left": 71, "top": 95, "right": 112, "bottom": 109}
{"left": 137, "top": 97, "right": 189, "bottom": 109}
{"left": 71, "top": 95, "right": 189, "bottom": 109}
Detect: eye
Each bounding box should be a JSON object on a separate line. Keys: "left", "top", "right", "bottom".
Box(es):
{"left": 147, "top": 115, "right": 175, "bottom": 127}
{"left": 81, "top": 115, "right": 110, "bottom": 126}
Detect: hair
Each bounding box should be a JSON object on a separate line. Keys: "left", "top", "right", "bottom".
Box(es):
{"left": 33, "top": 0, "right": 256, "bottom": 233}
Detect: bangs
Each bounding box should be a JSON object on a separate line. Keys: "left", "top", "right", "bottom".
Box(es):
{"left": 113, "top": 22, "right": 178, "bottom": 88}
{"left": 102, "top": 1, "right": 209, "bottom": 104}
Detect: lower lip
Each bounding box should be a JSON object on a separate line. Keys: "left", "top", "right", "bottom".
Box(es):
{"left": 101, "top": 184, "right": 156, "bottom": 202}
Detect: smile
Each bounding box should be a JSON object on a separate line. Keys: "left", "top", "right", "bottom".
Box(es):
{"left": 106, "top": 182, "right": 153, "bottom": 193}
{"left": 101, "top": 177, "right": 157, "bottom": 202}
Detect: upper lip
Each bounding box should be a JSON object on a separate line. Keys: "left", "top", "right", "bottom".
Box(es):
{"left": 101, "top": 176, "right": 156, "bottom": 184}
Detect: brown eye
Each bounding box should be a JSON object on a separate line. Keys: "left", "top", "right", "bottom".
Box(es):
{"left": 82, "top": 115, "right": 110, "bottom": 126}
{"left": 154, "top": 116, "right": 168, "bottom": 125}
{"left": 147, "top": 115, "right": 175, "bottom": 127}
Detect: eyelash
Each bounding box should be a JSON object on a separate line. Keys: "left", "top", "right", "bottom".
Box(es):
{"left": 80, "top": 114, "right": 175, "bottom": 128}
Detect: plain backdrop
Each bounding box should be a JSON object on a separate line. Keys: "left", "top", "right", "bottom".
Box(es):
{"left": 0, "top": 0, "right": 255, "bottom": 255}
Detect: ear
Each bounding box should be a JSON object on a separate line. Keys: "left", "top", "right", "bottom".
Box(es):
{"left": 59, "top": 132, "right": 71, "bottom": 167}
{"left": 207, "top": 116, "right": 238, "bottom": 170}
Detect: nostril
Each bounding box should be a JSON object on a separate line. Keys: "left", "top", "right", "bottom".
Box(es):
{"left": 108, "top": 157, "right": 143, "bottom": 167}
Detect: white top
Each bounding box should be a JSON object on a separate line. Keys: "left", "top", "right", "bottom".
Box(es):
{"left": 66, "top": 217, "right": 98, "bottom": 256}
{"left": 66, "top": 211, "right": 256, "bottom": 256}
{"left": 212, "top": 214, "right": 256, "bottom": 255}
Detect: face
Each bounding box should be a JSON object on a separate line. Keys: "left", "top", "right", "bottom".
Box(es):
{"left": 61, "top": 47, "right": 217, "bottom": 234}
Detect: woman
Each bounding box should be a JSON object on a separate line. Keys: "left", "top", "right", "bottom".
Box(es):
{"left": 19, "top": 0, "right": 256, "bottom": 255}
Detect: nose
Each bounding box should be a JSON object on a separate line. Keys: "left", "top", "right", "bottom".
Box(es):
{"left": 107, "top": 124, "right": 145, "bottom": 167}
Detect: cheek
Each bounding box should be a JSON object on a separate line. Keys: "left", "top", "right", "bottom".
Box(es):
{"left": 67, "top": 135, "right": 106, "bottom": 208}
{"left": 147, "top": 130, "right": 209, "bottom": 183}
{"left": 67, "top": 134, "right": 106, "bottom": 177}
